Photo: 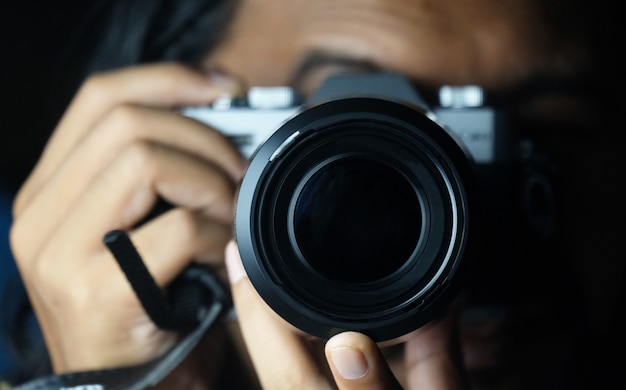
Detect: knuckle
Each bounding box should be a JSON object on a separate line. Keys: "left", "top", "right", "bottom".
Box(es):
{"left": 106, "top": 104, "right": 147, "bottom": 136}
{"left": 8, "top": 219, "right": 28, "bottom": 266}
{"left": 79, "top": 71, "right": 113, "bottom": 105}
{"left": 156, "top": 62, "right": 195, "bottom": 84}
{"left": 34, "top": 253, "right": 105, "bottom": 311}
{"left": 29, "top": 247, "right": 70, "bottom": 298}
{"left": 119, "top": 141, "right": 158, "bottom": 174}
{"left": 66, "top": 275, "right": 107, "bottom": 311}
{"left": 12, "top": 188, "right": 29, "bottom": 217}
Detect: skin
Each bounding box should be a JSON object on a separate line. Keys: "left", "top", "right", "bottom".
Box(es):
{"left": 206, "top": 0, "right": 577, "bottom": 91}
{"left": 10, "top": 0, "right": 583, "bottom": 388}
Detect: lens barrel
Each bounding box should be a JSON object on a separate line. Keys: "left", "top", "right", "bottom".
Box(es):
{"left": 235, "top": 97, "right": 474, "bottom": 342}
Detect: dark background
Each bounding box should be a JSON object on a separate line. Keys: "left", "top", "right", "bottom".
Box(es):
{"left": 0, "top": 1, "right": 93, "bottom": 191}
{"left": 0, "top": 1, "right": 95, "bottom": 380}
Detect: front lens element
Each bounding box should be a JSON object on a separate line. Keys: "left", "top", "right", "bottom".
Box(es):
{"left": 293, "top": 158, "right": 422, "bottom": 283}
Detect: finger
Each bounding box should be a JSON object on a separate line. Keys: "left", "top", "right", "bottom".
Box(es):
{"left": 129, "top": 209, "right": 232, "bottom": 285}
{"left": 15, "top": 63, "right": 242, "bottom": 214}
{"left": 225, "top": 241, "right": 333, "bottom": 390}
{"left": 404, "top": 311, "right": 470, "bottom": 390}
{"left": 13, "top": 105, "right": 244, "bottom": 263}
{"left": 325, "top": 332, "right": 403, "bottom": 390}
{"left": 39, "top": 141, "right": 236, "bottom": 277}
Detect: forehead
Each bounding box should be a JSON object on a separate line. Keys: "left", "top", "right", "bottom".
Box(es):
{"left": 205, "top": 0, "right": 550, "bottom": 89}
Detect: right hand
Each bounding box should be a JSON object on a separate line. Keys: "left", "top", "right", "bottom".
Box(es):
{"left": 225, "top": 241, "right": 469, "bottom": 390}
{"left": 10, "top": 63, "right": 244, "bottom": 381}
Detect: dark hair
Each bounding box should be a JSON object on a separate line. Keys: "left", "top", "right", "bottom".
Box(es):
{"left": 3, "top": 0, "right": 236, "bottom": 384}
{"left": 78, "top": 0, "right": 235, "bottom": 72}
{"left": 50, "top": 0, "right": 237, "bottom": 123}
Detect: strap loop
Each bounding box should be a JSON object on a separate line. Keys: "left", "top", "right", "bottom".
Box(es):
{"left": 14, "top": 230, "right": 231, "bottom": 390}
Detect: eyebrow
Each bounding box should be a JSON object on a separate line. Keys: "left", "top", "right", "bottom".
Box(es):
{"left": 288, "top": 50, "right": 384, "bottom": 87}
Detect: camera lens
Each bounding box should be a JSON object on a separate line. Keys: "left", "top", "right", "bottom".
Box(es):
{"left": 236, "top": 97, "right": 473, "bottom": 342}
{"left": 293, "top": 157, "right": 422, "bottom": 283}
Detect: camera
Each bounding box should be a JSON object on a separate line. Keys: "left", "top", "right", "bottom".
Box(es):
{"left": 182, "top": 73, "right": 510, "bottom": 342}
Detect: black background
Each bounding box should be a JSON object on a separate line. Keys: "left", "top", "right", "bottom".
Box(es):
{"left": 0, "top": 1, "right": 92, "bottom": 190}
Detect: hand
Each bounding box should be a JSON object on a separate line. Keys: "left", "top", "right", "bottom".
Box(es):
{"left": 225, "top": 241, "right": 469, "bottom": 389}
{"left": 10, "top": 63, "right": 244, "bottom": 382}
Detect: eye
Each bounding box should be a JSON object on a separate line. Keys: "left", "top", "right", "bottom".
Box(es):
{"left": 289, "top": 52, "right": 383, "bottom": 97}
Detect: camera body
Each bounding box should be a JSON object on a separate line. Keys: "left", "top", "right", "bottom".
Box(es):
{"left": 183, "top": 73, "right": 513, "bottom": 342}
{"left": 183, "top": 75, "right": 504, "bottom": 164}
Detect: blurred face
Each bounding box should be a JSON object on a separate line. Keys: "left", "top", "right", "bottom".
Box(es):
{"left": 202, "top": 0, "right": 586, "bottom": 376}
{"left": 206, "top": 0, "right": 569, "bottom": 94}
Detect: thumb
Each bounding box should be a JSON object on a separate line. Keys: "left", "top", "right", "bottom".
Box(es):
{"left": 325, "top": 332, "right": 403, "bottom": 389}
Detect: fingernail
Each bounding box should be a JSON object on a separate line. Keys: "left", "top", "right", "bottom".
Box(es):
{"left": 206, "top": 69, "right": 244, "bottom": 94}
{"left": 225, "top": 240, "right": 246, "bottom": 284}
{"left": 329, "top": 347, "right": 369, "bottom": 380}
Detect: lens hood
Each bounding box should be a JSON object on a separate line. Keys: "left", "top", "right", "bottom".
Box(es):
{"left": 235, "top": 97, "right": 475, "bottom": 342}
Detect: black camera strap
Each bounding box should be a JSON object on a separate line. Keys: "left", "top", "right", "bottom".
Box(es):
{"left": 14, "top": 230, "right": 231, "bottom": 390}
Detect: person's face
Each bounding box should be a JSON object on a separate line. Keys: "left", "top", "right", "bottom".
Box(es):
{"left": 205, "top": 0, "right": 565, "bottom": 94}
